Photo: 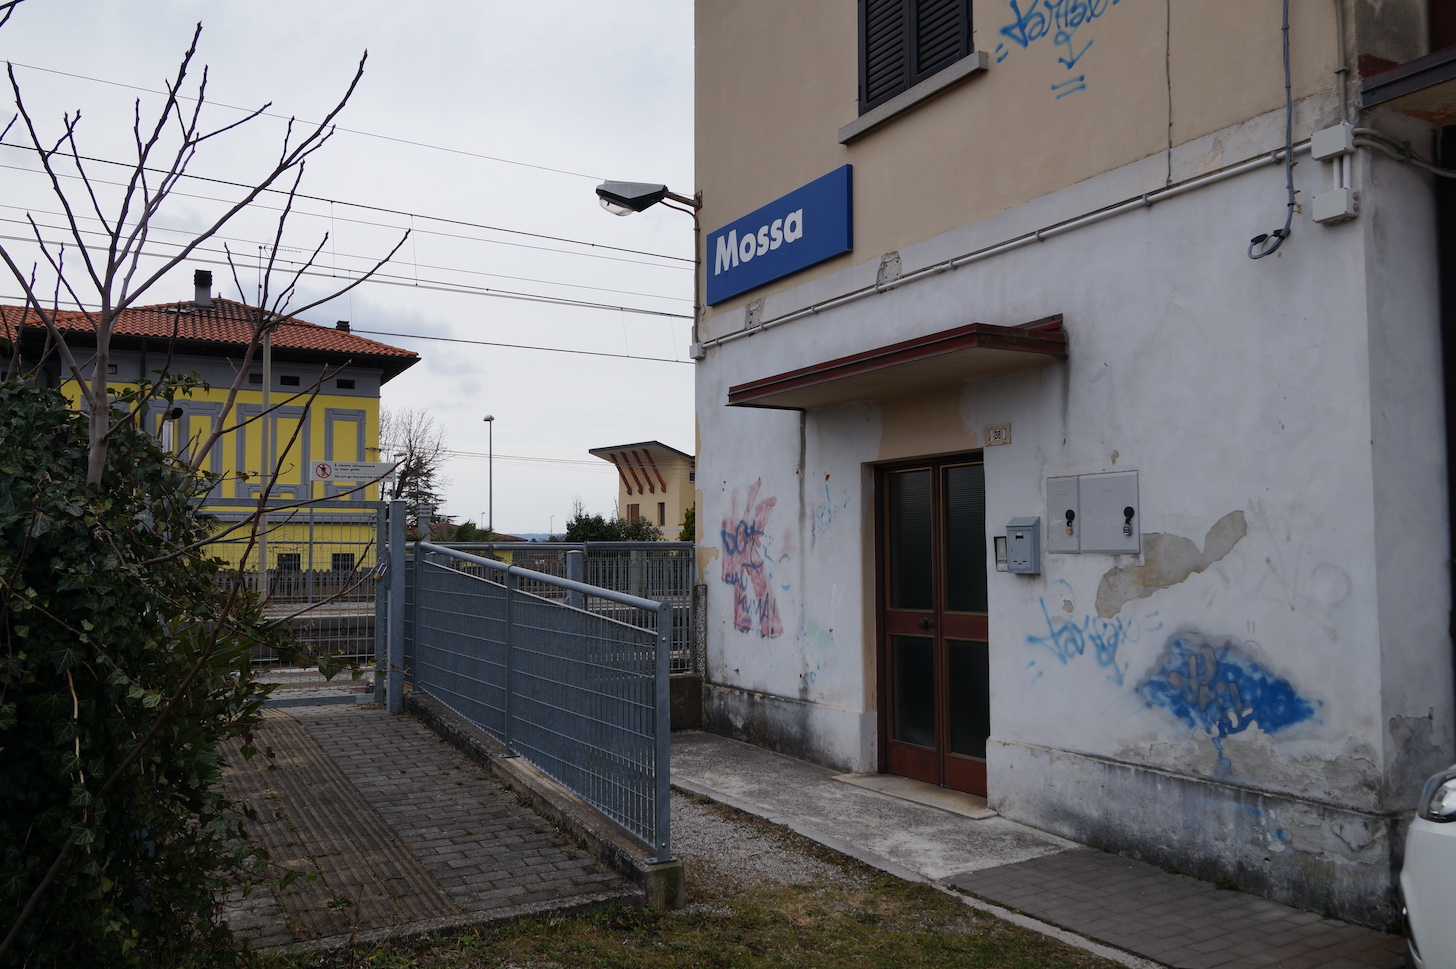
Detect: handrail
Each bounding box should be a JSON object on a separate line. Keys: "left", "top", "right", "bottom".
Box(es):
{"left": 444, "top": 541, "right": 693, "bottom": 551}
{"left": 414, "top": 542, "right": 667, "bottom": 612}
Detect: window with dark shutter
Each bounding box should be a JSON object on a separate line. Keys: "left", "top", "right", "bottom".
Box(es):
{"left": 859, "top": 0, "right": 971, "bottom": 114}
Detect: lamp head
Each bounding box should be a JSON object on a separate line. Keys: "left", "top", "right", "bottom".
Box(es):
{"left": 595, "top": 181, "right": 669, "bottom": 216}
{"left": 483, "top": 415, "right": 495, "bottom": 422}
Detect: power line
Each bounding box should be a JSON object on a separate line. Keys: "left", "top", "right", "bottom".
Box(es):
{"left": 0, "top": 287, "right": 694, "bottom": 363}
{"left": 443, "top": 448, "right": 611, "bottom": 470}
{"left": 346, "top": 327, "right": 691, "bottom": 364}
{"left": 0, "top": 210, "right": 692, "bottom": 305}
{"left": 0, "top": 230, "right": 694, "bottom": 320}
{"left": 1, "top": 59, "right": 607, "bottom": 181}
{"left": 0, "top": 142, "right": 692, "bottom": 266}
{"left": 0, "top": 160, "right": 688, "bottom": 272}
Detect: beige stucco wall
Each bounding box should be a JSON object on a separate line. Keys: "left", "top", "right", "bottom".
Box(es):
{"left": 615, "top": 455, "right": 695, "bottom": 536}
{"left": 695, "top": 0, "right": 1392, "bottom": 322}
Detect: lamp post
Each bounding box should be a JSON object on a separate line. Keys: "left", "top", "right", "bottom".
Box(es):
{"left": 483, "top": 415, "right": 495, "bottom": 535}
{"left": 595, "top": 180, "right": 702, "bottom": 353}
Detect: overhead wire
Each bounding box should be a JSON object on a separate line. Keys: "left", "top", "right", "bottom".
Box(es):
{"left": 0, "top": 158, "right": 688, "bottom": 272}
{"left": 342, "top": 326, "right": 691, "bottom": 364}
{"left": 0, "top": 208, "right": 692, "bottom": 304}
{"left": 0, "top": 229, "right": 692, "bottom": 321}
{"left": 0, "top": 143, "right": 692, "bottom": 266}
{"left": 442, "top": 448, "right": 611, "bottom": 469}
{"left": 2, "top": 58, "right": 606, "bottom": 182}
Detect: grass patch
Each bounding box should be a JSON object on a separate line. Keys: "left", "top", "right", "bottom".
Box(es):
{"left": 258, "top": 801, "right": 1117, "bottom": 969}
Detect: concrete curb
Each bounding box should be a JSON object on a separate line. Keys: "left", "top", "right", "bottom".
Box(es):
{"left": 407, "top": 693, "right": 685, "bottom": 910}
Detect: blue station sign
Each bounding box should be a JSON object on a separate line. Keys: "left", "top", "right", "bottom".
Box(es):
{"left": 706, "top": 165, "right": 853, "bottom": 305}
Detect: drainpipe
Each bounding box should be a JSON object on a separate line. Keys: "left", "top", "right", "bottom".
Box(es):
{"left": 1438, "top": 128, "right": 1456, "bottom": 713}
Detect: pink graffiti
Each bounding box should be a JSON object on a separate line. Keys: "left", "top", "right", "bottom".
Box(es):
{"left": 720, "top": 479, "right": 783, "bottom": 638}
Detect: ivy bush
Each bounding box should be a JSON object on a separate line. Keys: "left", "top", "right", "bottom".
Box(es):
{"left": 0, "top": 381, "right": 276, "bottom": 965}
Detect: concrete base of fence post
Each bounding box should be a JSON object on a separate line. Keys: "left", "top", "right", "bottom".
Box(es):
{"left": 405, "top": 691, "right": 685, "bottom": 910}
{"left": 670, "top": 673, "right": 702, "bottom": 729}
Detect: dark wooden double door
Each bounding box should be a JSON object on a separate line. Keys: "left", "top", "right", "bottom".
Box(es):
{"left": 879, "top": 455, "right": 990, "bottom": 796}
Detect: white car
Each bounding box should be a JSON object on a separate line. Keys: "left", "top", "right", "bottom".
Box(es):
{"left": 1404, "top": 765, "right": 1456, "bottom": 968}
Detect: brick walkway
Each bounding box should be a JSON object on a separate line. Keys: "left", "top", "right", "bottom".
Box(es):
{"left": 222, "top": 705, "right": 640, "bottom": 949}
{"left": 950, "top": 849, "right": 1405, "bottom": 969}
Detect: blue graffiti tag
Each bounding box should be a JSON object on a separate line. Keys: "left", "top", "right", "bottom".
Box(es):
{"left": 997, "top": 0, "right": 1122, "bottom": 97}
{"left": 1026, "top": 597, "right": 1157, "bottom": 686}
{"left": 1138, "top": 635, "right": 1316, "bottom": 741}
{"left": 811, "top": 483, "right": 851, "bottom": 541}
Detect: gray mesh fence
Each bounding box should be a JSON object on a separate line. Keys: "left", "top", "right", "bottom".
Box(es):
{"left": 404, "top": 542, "right": 671, "bottom": 860}
{"left": 440, "top": 542, "right": 694, "bottom": 673}
{"left": 210, "top": 503, "right": 383, "bottom": 663}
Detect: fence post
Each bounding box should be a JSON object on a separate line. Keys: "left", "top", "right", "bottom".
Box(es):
{"left": 502, "top": 569, "right": 518, "bottom": 756}
{"left": 654, "top": 599, "right": 673, "bottom": 864}
{"left": 386, "top": 499, "right": 406, "bottom": 713}
{"left": 373, "top": 504, "right": 388, "bottom": 704}
{"left": 566, "top": 550, "right": 585, "bottom": 609}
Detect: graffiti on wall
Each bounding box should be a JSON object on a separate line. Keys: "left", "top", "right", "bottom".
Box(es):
{"left": 994, "top": 0, "right": 1124, "bottom": 99}
{"left": 1137, "top": 634, "right": 1317, "bottom": 746}
{"left": 721, "top": 479, "right": 785, "bottom": 639}
{"left": 812, "top": 480, "right": 851, "bottom": 541}
{"left": 1026, "top": 580, "right": 1160, "bottom": 686}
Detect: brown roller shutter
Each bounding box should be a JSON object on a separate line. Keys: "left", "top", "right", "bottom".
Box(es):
{"left": 860, "top": 0, "right": 971, "bottom": 113}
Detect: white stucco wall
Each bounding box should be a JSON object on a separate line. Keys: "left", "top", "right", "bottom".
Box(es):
{"left": 693, "top": 103, "right": 1452, "bottom": 924}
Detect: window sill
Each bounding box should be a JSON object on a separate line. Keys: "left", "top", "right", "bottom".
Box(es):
{"left": 839, "top": 51, "right": 989, "bottom": 145}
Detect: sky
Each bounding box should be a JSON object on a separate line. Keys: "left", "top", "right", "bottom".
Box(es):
{"left": 0, "top": 0, "right": 695, "bottom": 536}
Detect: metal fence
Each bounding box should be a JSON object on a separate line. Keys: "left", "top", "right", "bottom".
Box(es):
{"left": 208, "top": 501, "right": 384, "bottom": 662}
{"left": 396, "top": 540, "right": 672, "bottom": 862}
{"left": 440, "top": 542, "right": 695, "bottom": 673}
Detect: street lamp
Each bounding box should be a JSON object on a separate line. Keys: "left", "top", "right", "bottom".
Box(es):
{"left": 596, "top": 181, "right": 697, "bottom": 216}
{"left": 595, "top": 180, "right": 703, "bottom": 354}
{"left": 482, "top": 415, "right": 495, "bottom": 535}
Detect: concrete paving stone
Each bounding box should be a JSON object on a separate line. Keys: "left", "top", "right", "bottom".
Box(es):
{"left": 222, "top": 704, "right": 640, "bottom": 948}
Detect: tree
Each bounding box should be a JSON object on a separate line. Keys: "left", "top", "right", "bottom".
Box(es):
{"left": 679, "top": 504, "right": 695, "bottom": 542}
{"left": 564, "top": 501, "right": 663, "bottom": 542}
{"left": 0, "top": 14, "right": 406, "bottom": 963}
{"left": 380, "top": 407, "right": 449, "bottom": 528}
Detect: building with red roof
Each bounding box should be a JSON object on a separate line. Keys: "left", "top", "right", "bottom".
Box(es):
{"left": 1, "top": 272, "right": 419, "bottom": 579}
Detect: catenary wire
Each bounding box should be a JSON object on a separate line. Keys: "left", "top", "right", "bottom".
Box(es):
{"left": 2, "top": 58, "right": 607, "bottom": 182}
{"left": 0, "top": 230, "right": 693, "bottom": 319}
{"left": 0, "top": 159, "right": 689, "bottom": 271}
{"left": 0, "top": 142, "right": 692, "bottom": 265}
{"left": 0, "top": 209, "right": 692, "bottom": 304}
{"left": 0, "top": 291, "right": 692, "bottom": 363}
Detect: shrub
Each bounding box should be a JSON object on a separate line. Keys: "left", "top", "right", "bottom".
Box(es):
{"left": 0, "top": 381, "right": 274, "bottom": 965}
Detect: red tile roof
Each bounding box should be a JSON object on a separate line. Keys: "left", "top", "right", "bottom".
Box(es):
{"left": 2, "top": 298, "right": 417, "bottom": 360}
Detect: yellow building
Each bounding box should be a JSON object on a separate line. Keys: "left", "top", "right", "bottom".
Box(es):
{"left": 1, "top": 278, "right": 418, "bottom": 578}
{"left": 589, "top": 441, "right": 695, "bottom": 537}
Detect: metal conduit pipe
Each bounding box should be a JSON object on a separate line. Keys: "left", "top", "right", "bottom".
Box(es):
{"left": 700, "top": 140, "right": 1313, "bottom": 352}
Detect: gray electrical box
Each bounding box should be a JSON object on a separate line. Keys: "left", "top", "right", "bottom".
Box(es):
{"left": 1046, "top": 476, "right": 1080, "bottom": 553}
{"left": 1006, "top": 517, "right": 1041, "bottom": 574}
{"left": 1079, "top": 471, "right": 1139, "bottom": 554}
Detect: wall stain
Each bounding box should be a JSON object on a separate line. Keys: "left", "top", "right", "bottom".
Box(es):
{"left": 1096, "top": 510, "right": 1247, "bottom": 618}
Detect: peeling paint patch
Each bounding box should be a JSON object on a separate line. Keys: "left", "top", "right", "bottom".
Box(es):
{"left": 1096, "top": 511, "right": 1247, "bottom": 618}
{"left": 1138, "top": 633, "right": 1316, "bottom": 769}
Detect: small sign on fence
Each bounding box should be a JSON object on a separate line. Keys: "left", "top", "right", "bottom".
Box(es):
{"left": 310, "top": 460, "right": 396, "bottom": 482}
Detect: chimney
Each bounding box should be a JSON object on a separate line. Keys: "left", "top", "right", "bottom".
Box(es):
{"left": 193, "top": 269, "right": 213, "bottom": 309}
{"left": 335, "top": 320, "right": 351, "bottom": 333}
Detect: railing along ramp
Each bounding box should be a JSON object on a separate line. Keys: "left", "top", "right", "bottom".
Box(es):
{"left": 386, "top": 538, "right": 672, "bottom": 864}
